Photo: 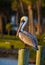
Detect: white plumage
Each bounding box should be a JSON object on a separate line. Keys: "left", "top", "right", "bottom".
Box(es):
{"left": 17, "top": 16, "right": 38, "bottom": 50}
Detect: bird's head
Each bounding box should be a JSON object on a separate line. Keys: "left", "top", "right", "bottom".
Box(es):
{"left": 16, "top": 16, "right": 28, "bottom": 37}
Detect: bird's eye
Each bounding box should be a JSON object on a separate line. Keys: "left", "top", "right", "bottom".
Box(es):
{"left": 22, "top": 20, "right": 25, "bottom": 23}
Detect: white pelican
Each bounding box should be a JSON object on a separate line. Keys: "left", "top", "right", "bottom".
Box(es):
{"left": 16, "top": 16, "right": 38, "bottom": 50}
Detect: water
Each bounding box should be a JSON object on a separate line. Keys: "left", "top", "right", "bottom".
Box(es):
{"left": 0, "top": 58, "right": 35, "bottom": 65}
{"left": 0, "top": 58, "right": 18, "bottom": 65}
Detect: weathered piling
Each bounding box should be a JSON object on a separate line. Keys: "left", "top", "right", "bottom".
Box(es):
{"left": 18, "top": 48, "right": 30, "bottom": 65}
{"left": 36, "top": 45, "right": 45, "bottom": 65}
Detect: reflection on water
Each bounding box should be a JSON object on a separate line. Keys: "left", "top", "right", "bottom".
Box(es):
{"left": 0, "top": 58, "right": 35, "bottom": 65}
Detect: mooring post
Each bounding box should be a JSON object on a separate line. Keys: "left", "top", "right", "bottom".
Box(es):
{"left": 18, "top": 48, "right": 30, "bottom": 65}
{"left": 36, "top": 45, "right": 45, "bottom": 65}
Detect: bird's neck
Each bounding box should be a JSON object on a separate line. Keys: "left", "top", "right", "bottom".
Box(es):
{"left": 21, "top": 18, "right": 28, "bottom": 32}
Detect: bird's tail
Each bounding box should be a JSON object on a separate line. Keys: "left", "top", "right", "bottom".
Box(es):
{"left": 32, "top": 46, "right": 38, "bottom": 50}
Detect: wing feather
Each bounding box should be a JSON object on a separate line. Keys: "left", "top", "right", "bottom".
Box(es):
{"left": 19, "top": 32, "right": 36, "bottom": 47}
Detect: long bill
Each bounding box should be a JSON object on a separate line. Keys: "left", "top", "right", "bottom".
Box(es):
{"left": 16, "top": 22, "right": 23, "bottom": 37}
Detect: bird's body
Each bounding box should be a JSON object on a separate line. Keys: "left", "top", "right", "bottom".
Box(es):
{"left": 19, "top": 31, "right": 38, "bottom": 50}
{"left": 17, "top": 16, "right": 38, "bottom": 50}
{"left": 19, "top": 31, "right": 35, "bottom": 47}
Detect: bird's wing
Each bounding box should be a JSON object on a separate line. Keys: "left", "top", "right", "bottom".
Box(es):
{"left": 19, "top": 32, "right": 36, "bottom": 47}
{"left": 23, "top": 31, "right": 38, "bottom": 45}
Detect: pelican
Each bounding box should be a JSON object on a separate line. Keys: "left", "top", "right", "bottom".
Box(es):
{"left": 17, "top": 16, "right": 38, "bottom": 50}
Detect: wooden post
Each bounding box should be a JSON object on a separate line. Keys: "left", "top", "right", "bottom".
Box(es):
{"left": 18, "top": 48, "right": 30, "bottom": 65}
{"left": 36, "top": 45, "right": 45, "bottom": 65}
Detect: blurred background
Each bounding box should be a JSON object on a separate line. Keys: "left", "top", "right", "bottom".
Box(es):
{"left": 0, "top": 0, "right": 45, "bottom": 65}
{"left": 0, "top": 0, "right": 45, "bottom": 36}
